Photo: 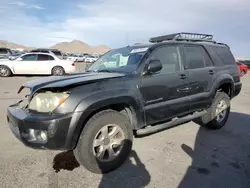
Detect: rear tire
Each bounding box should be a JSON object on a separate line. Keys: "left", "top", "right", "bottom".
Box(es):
{"left": 0, "top": 65, "right": 12, "bottom": 77}
{"left": 52, "top": 66, "right": 65, "bottom": 76}
{"left": 73, "top": 110, "right": 133, "bottom": 174}
{"left": 193, "top": 92, "right": 230, "bottom": 130}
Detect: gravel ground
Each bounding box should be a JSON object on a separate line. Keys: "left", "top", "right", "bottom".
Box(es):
{"left": 0, "top": 74, "right": 250, "bottom": 188}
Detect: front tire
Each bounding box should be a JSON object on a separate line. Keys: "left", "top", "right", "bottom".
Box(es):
{"left": 73, "top": 110, "right": 133, "bottom": 174}
{"left": 0, "top": 65, "right": 12, "bottom": 77}
{"left": 194, "top": 92, "right": 230, "bottom": 129}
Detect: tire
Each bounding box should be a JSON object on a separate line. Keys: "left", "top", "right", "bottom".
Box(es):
{"left": 0, "top": 65, "right": 12, "bottom": 77}
{"left": 193, "top": 92, "right": 230, "bottom": 130}
{"left": 73, "top": 110, "right": 133, "bottom": 174}
{"left": 52, "top": 66, "right": 65, "bottom": 76}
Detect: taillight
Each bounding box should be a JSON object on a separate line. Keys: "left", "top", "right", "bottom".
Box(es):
{"left": 72, "top": 63, "right": 75, "bottom": 66}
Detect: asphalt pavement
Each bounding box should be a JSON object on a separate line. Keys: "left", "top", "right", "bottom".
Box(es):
{"left": 0, "top": 74, "right": 250, "bottom": 188}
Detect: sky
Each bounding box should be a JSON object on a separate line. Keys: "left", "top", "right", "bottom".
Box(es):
{"left": 0, "top": 0, "right": 250, "bottom": 57}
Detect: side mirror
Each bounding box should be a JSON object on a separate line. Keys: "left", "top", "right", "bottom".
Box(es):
{"left": 145, "top": 59, "right": 162, "bottom": 75}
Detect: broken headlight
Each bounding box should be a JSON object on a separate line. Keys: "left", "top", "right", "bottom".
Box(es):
{"left": 28, "top": 91, "right": 69, "bottom": 113}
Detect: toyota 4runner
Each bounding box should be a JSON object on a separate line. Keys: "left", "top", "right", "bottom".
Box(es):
{"left": 7, "top": 33, "right": 242, "bottom": 173}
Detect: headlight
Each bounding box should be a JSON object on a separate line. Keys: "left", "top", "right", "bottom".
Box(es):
{"left": 28, "top": 91, "right": 69, "bottom": 113}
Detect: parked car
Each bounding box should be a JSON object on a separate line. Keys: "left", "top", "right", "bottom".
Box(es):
{"left": 67, "top": 54, "right": 86, "bottom": 62}
{"left": 0, "top": 52, "right": 76, "bottom": 77}
{"left": 0, "top": 47, "right": 13, "bottom": 60}
{"left": 236, "top": 61, "right": 248, "bottom": 76}
{"left": 7, "top": 32, "right": 241, "bottom": 174}
{"left": 238, "top": 59, "right": 250, "bottom": 69}
{"left": 9, "top": 51, "right": 24, "bottom": 60}
{"left": 30, "top": 48, "right": 64, "bottom": 59}
{"left": 85, "top": 55, "right": 98, "bottom": 63}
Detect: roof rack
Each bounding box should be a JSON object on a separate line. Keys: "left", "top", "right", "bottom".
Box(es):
{"left": 149, "top": 32, "right": 215, "bottom": 43}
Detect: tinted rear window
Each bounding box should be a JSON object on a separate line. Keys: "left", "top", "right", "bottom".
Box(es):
{"left": 52, "top": 51, "right": 62, "bottom": 56}
{"left": 213, "top": 46, "right": 235, "bottom": 65}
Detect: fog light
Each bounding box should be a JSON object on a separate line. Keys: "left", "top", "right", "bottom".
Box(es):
{"left": 39, "top": 131, "right": 47, "bottom": 141}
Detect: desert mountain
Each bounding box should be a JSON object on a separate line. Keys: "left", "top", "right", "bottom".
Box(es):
{"left": 0, "top": 40, "right": 34, "bottom": 51}
{"left": 0, "top": 40, "right": 110, "bottom": 54}
{"left": 50, "top": 40, "right": 110, "bottom": 54}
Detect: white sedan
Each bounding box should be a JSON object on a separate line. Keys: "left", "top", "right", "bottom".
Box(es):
{"left": 0, "top": 53, "right": 76, "bottom": 77}
{"left": 67, "top": 54, "right": 86, "bottom": 62}
{"left": 85, "top": 55, "right": 98, "bottom": 63}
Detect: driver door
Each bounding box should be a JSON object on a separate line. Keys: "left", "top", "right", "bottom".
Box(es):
{"left": 139, "top": 45, "right": 191, "bottom": 125}
{"left": 14, "top": 54, "right": 37, "bottom": 74}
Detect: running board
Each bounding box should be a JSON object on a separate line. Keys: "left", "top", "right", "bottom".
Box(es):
{"left": 136, "top": 110, "right": 207, "bottom": 136}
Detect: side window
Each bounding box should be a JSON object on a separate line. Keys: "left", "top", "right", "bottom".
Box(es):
{"left": 213, "top": 46, "right": 235, "bottom": 65}
{"left": 203, "top": 49, "right": 213, "bottom": 67}
{"left": 184, "top": 46, "right": 205, "bottom": 69}
{"left": 37, "top": 54, "right": 53, "bottom": 61}
{"left": 48, "top": 55, "right": 55, "bottom": 60}
{"left": 21, "top": 54, "right": 37, "bottom": 61}
{"left": 150, "top": 46, "right": 181, "bottom": 74}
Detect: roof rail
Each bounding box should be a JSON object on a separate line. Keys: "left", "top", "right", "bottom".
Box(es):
{"left": 149, "top": 32, "right": 215, "bottom": 43}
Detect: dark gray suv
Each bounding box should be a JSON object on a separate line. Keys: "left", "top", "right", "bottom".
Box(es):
{"left": 7, "top": 33, "right": 242, "bottom": 174}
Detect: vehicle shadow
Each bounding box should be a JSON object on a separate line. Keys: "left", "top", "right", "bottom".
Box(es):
{"left": 98, "top": 150, "right": 151, "bottom": 188}
{"left": 178, "top": 112, "right": 250, "bottom": 188}
{"left": 51, "top": 147, "right": 150, "bottom": 188}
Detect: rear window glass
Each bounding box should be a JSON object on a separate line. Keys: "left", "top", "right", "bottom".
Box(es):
{"left": 52, "top": 51, "right": 62, "bottom": 56}
{"left": 213, "top": 46, "right": 235, "bottom": 65}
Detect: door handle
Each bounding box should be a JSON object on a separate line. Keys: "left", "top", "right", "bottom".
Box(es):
{"left": 208, "top": 70, "right": 214, "bottom": 75}
{"left": 177, "top": 87, "right": 190, "bottom": 92}
{"left": 180, "top": 74, "right": 188, "bottom": 79}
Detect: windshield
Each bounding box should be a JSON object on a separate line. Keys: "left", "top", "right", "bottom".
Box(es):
{"left": 88, "top": 46, "right": 148, "bottom": 73}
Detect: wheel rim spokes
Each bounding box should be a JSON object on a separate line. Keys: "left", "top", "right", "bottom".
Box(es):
{"left": 216, "top": 100, "right": 228, "bottom": 122}
{"left": 93, "top": 124, "right": 125, "bottom": 162}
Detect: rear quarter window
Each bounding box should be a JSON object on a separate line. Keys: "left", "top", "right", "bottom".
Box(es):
{"left": 213, "top": 46, "right": 235, "bottom": 65}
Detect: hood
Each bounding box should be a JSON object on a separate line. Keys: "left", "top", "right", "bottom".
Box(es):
{"left": 18, "top": 72, "right": 126, "bottom": 94}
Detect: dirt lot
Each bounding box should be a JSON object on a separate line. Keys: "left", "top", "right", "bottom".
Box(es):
{"left": 0, "top": 74, "right": 250, "bottom": 188}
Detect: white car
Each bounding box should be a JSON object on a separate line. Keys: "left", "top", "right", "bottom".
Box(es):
{"left": 0, "top": 53, "right": 76, "bottom": 77}
{"left": 85, "top": 55, "right": 98, "bottom": 63}
{"left": 67, "top": 54, "right": 86, "bottom": 62}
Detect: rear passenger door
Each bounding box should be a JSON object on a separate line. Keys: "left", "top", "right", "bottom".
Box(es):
{"left": 140, "top": 45, "right": 191, "bottom": 125}
{"left": 183, "top": 44, "right": 216, "bottom": 112}
{"left": 36, "top": 54, "right": 55, "bottom": 74}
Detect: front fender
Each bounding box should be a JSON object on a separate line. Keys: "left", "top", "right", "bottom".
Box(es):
{"left": 75, "top": 89, "right": 145, "bottom": 128}
{"left": 66, "top": 89, "right": 145, "bottom": 149}
{"left": 0, "top": 63, "right": 14, "bottom": 73}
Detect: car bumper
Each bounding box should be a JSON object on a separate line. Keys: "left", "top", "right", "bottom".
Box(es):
{"left": 65, "top": 66, "right": 77, "bottom": 74}
{"left": 234, "top": 82, "right": 242, "bottom": 97}
{"left": 7, "top": 104, "right": 82, "bottom": 150}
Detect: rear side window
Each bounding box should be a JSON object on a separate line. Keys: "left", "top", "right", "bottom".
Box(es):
{"left": 37, "top": 54, "right": 54, "bottom": 61}
{"left": 213, "top": 46, "right": 235, "bottom": 65}
{"left": 184, "top": 46, "right": 205, "bottom": 69}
